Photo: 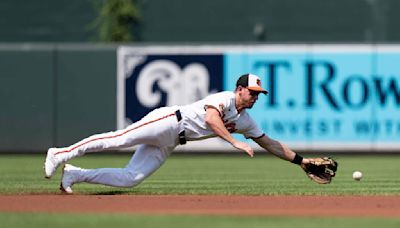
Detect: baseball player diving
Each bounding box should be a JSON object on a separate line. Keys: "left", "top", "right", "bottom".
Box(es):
{"left": 44, "top": 73, "right": 337, "bottom": 194}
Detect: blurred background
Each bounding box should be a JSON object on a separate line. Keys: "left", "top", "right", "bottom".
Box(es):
{"left": 1, "top": 0, "right": 399, "bottom": 43}
{"left": 1, "top": 0, "right": 399, "bottom": 152}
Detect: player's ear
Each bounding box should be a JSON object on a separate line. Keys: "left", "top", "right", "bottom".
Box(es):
{"left": 236, "top": 85, "right": 245, "bottom": 92}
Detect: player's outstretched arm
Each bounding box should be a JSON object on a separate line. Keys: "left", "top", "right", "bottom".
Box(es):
{"left": 253, "top": 135, "right": 338, "bottom": 184}
{"left": 252, "top": 134, "right": 309, "bottom": 164}
{"left": 205, "top": 108, "right": 254, "bottom": 157}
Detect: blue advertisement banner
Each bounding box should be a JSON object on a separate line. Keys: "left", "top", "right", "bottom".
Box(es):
{"left": 225, "top": 49, "right": 400, "bottom": 146}
{"left": 118, "top": 45, "right": 400, "bottom": 150}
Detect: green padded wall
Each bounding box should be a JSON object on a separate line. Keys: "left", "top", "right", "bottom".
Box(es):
{"left": 55, "top": 45, "right": 117, "bottom": 147}
{"left": 0, "top": 44, "right": 117, "bottom": 152}
{"left": 0, "top": 46, "right": 54, "bottom": 151}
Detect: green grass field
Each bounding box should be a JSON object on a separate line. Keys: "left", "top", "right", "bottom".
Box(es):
{"left": 1, "top": 213, "right": 400, "bottom": 228}
{"left": 0, "top": 153, "right": 399, "bottom": 195}
{"left": 0, "top": 153, "right": 400, "bottom": 227}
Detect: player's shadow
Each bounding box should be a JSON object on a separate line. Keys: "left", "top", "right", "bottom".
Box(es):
{"left": 92, "top": 190, "right": 129, "bottom": 195}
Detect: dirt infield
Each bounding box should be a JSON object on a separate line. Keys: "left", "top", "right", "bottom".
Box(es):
{"left": 1, "top": 195, "right": 400, "bottom": 217}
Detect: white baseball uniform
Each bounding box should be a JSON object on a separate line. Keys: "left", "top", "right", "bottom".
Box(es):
{"left": 50, "top": 91, "right": 264, "bottom": 188}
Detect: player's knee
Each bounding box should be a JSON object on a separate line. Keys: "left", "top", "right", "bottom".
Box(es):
{"left": 125, "top": 171, "right": 146, "bottom": 187}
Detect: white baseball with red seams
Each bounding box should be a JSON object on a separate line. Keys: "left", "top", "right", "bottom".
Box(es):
{"left": 45, "top": 91, "right": 264, "bottom": 189}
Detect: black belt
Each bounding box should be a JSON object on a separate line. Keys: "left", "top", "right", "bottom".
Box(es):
{"left": 175, "top": 110, "right": 186, "bottom": 145}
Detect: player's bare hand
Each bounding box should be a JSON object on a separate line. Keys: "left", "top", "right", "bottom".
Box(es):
{"left": 232, "top": 141, "right": 254, "bottom": 157}
{"left": 301, "top": 158, "right": 310, "bottom": 165}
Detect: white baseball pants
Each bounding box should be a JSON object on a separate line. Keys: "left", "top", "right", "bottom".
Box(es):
{"left": 70, "top": 144, "right": 175, "bottom": 187}
{"left": 52, "top": 106, "right": 183, "bottom": 187}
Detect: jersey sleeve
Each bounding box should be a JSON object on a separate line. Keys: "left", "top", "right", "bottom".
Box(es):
{"left": 203, "top": 92, "right": 232, "bottom": 116}
{"left": 241, "top": 113, "right": 265, "bottom": 139}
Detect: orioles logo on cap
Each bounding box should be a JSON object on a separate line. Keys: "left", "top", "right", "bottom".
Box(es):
{"left": 236, "top": 73, "right": 268, "bottom": 94}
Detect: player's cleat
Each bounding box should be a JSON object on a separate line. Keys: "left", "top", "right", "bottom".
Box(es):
{"left": 60, "top": 164, "right": 81, "bottom": 194}
{"left": 44, "top": 148, "right": 62, "bottom": 179}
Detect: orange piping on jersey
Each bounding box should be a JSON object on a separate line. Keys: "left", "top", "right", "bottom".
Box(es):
{"left": 54, "top": 113, "right": 176, "bottom": 155}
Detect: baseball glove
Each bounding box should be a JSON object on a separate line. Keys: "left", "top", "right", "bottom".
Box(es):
{"left": 301, "top": 157, "right": 338, "bottom": 184}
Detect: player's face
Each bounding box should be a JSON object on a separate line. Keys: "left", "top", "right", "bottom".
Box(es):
{"left": 241, "top": 87, "right": 260, "bottom": 109}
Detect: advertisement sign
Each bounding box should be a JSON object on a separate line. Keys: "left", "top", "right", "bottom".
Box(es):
{"left": 118, "top": 45, "right": 400, "bottom": 151}
{"left": 118, "top": 46, "right": 224, "bottom": 127}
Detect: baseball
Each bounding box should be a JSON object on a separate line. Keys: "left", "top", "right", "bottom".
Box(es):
{"left": 352, "top": 171, "right": 363, "bottom": 181}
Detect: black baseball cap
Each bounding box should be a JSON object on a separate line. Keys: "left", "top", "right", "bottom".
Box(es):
{"left": 236, "top": 73, "right": 268, "bottom": 94}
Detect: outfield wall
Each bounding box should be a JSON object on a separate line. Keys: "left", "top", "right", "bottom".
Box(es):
{"left": 0, "top": 44, "right": 117, "bottom": 152}
{"left": 1, "top": 44, "right": 400, "bottom": 152}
